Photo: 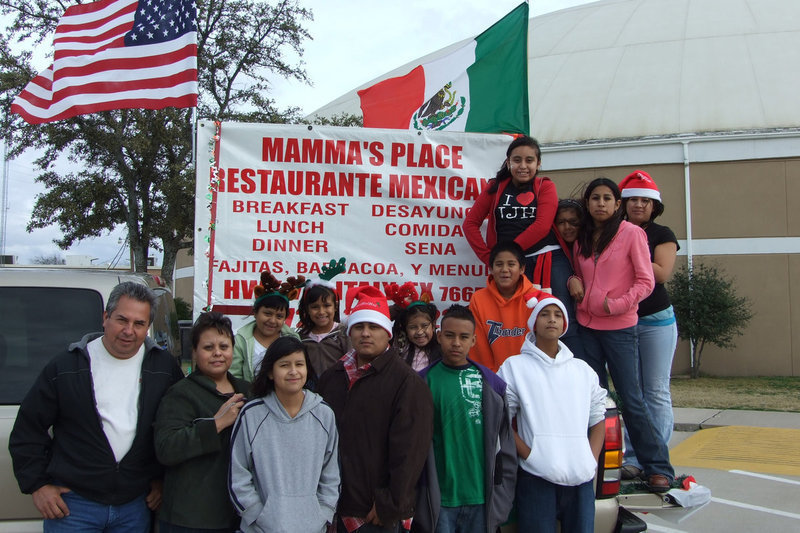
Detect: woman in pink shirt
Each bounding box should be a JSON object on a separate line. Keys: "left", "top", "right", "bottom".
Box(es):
{"left": 567, "top": 178, "right": 674, "bottom": 493}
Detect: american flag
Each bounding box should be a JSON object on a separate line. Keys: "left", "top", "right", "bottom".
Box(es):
{"left": 12, "top": 0, "right": 198, "bottom": 124}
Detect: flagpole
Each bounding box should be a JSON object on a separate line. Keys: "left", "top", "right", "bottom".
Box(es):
{"left": 191, "top": 107, "right": 197, "bottom": 167}
{"left": 0, "top": 122, "right": 9, "bottom": 262}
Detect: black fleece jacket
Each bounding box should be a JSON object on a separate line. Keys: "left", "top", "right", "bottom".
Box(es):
{"left": 9, "top": 333, "right": 184, "bottom": 505}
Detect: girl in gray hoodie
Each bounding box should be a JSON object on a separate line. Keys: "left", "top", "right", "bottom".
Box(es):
{"left": 229, "top": 337, "right": 340, "bottom": 533}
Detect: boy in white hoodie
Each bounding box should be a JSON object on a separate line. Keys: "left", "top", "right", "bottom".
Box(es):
{"left": 497, "top": 290, "right": 606, "bottom": 533}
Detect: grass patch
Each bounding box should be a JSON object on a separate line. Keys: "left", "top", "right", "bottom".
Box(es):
{"left": 670, "top": 376, "right": 800, "bottom": 412}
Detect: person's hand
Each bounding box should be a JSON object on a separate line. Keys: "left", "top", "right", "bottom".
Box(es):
{"left": 146, "top": 479, "right": 163, "bottom": 511}
{"left": 215, "top": 393, "right": 246, "bottom": 432}
{"left": 568, "top": 277, "right": 585, "bottom": 303}
{"left": 514, "top": 431, "right": 531, "bottom": 460}
{"left": 603, "top": 296, "right": 611, "bottom": 313}
{"left": 32, "top": 484, "right": 71, "bottom": 520}
{"left": 365, "top": 503, "right": 383, "bottom": 526}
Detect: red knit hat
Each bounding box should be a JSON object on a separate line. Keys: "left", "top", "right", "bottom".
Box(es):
{"left": 619, "top": 170, "right": 661, "bottom": 202}
{"left": 344, "top": 285, "right": 393, "bottom": 338}
{"left": 524, "top": 289, "right": 568, "bottom": 337}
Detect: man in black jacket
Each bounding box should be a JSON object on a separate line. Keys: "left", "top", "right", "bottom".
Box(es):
{"left": 317, "top": 286, "right": 434, "bottom": 533}
{"left": 9, "top": 281, "right": 184, "bottom": 532}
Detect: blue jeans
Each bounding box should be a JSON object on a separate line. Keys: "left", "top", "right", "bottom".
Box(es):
{"left": 515, "top": 469, "right": 594, "bottom": 533}
{"left": 44, "top": 491, "right": 150, "bottom": 533}
{"left": 624, "top": 313, "right": 678, "bottom": 470}
{"left": 435, "top": 504, "right": 486, "bottom": 533}
{"left": 577, "top": 325, "right": 674, "bottom": 480}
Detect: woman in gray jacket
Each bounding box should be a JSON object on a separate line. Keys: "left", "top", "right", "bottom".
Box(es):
{"left": 229, "top": 337, "right": 339, "bottom": 533}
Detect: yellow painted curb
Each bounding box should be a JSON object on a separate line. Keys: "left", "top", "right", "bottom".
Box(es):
{"left": 670, "top": 426, "right": 800, "bottom": 476}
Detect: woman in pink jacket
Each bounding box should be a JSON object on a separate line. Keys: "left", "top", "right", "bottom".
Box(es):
{"left": 567, "top": 177, "right": 674, "bottom": 493}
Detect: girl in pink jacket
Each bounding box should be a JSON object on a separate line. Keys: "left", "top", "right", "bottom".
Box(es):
{"left": 567, "top": 177, "right": 674, "bottom": 493}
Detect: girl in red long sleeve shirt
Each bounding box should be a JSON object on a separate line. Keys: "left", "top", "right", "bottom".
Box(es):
{"left": 462, "top": 136, "right": 560, "bottom": 291}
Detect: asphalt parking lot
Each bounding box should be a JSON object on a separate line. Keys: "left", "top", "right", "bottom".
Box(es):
{"left": 632, "top": 409, "right": 800, "bottom": 532}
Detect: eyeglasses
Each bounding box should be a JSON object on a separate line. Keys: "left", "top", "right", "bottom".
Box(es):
{"left": 407, "top": 322, "right": 432, "bottom": 332}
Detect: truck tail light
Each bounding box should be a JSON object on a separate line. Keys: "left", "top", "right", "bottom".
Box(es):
{"left": 598, "top": 408, "right": 623, "bottom": 498}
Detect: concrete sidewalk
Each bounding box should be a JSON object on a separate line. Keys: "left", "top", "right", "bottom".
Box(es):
{"left": 673, "top": 407, "right": 800, "bottom": 432}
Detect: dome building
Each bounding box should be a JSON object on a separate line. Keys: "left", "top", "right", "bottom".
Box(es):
{"left": 312, "top": 0, "right": 800, "bottom": 376}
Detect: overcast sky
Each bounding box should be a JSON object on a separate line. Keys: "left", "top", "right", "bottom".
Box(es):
{"left": 1, "top": 0, "right": 593, "bottom": 266}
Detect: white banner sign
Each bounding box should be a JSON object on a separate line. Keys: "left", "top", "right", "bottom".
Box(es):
{"left": 194, "top": 121, "right": 511, "bottom": 328}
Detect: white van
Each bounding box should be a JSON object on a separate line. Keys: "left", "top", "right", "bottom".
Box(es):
{"left": 0, "top": 267, "right": 182, "bottom": 531}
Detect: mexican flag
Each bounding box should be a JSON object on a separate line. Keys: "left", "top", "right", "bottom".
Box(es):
{"left": 358, "top": 3, "right": 529, "bottom": 134}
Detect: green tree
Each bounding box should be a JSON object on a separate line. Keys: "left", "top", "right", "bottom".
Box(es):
{"left": 173, "top": 296, "right": 193, "bottom": 321}
{"left": 0, "top": 0, "right": 312, "bottom": 283}
{"left": 304, "top": 112, "right": 364, "bottom": 128}
{"left": 668, "top": 262, "right": 753, "bottom": 378}
{"left": 0, "top": 34, "right": 33, "bottom": 110}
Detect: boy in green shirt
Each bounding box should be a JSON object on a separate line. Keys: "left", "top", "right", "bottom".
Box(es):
{"left": 418, "top": 305, "right": 516, "bottom": 533}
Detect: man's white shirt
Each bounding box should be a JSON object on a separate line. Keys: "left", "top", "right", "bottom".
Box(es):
{"left": 87, "top": 337, "right": 145, "bottom": 462}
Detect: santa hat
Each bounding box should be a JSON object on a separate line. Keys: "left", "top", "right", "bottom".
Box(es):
{"left": 525, "top": 289, "right": 568, "bottom": 337}
{"left": 619, "top": 170, "right": 661, "bottom": 202}
{"left": 344, "top": 285, "right": 393, "bottom": 338}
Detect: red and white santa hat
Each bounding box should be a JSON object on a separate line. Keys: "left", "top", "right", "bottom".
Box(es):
{"left": 344, "top": 285, "right": 393, "bottom": 338}
{"left": 524, "top": 289, "right": 569, "bottom": 337}
{"left": 619, "top": 170, "right": 661, "bottom": 202}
